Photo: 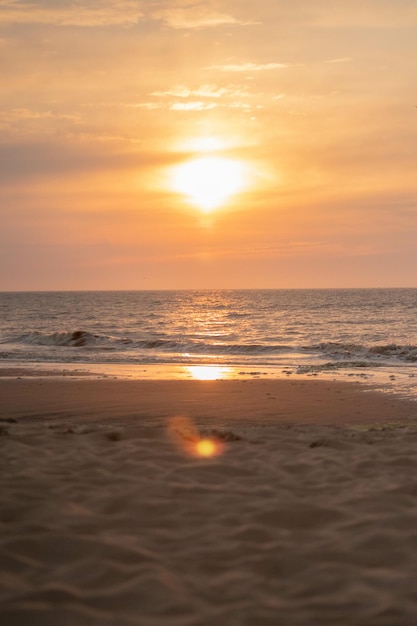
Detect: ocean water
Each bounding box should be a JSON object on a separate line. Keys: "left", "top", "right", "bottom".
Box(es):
{"left": 0, "top": 289, "right": 416, "bottom": 396}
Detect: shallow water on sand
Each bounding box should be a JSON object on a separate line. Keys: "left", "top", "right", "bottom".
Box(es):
{"left": 0, "top": 289, "right": 416, "bottom": 397}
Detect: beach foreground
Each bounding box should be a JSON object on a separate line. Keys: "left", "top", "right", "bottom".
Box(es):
{"left": 1, "top": 378, "right": 417, "bottom": 625}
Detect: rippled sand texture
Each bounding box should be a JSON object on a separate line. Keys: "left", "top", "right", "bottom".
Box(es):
{"left": 2, "top": 412, "right": 417, "bottom": 625}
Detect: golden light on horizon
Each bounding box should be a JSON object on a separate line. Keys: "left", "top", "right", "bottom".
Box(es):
{"left": 171, "top": 156, "right": 247, "bottom": 212}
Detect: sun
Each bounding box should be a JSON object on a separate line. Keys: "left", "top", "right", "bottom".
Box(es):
{"left": 172, "top": 156, "right": 246, "bottom": 212}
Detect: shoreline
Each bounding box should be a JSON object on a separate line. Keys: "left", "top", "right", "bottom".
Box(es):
{"left": 1, "top": 375, "right": 416, "bottom": 427}
{"left": 1, "top": 359, "right": 416, "bottom": 402}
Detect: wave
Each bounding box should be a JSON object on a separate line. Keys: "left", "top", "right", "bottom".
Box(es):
{"left": 369, "top": 344, "right": 417, "bottom": 361}
{"left": 9, "top": 330, "right": 294, "bottom": 355}
{"left": 296, "top": 361, "right": 383, "bottom": 374}
{"left": 14, "top": 330, "right": 109, "bottom": 348}
{"left": 4, "top": 332, "right": 417, "bottom": 364}
{"left": 226, "top": 312, "right": 251, "bottom": 319}
{"left": 309, "top": 342, "right": 417, "bottom": 363}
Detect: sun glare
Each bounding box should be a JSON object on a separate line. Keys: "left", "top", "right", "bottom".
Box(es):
{"left": 186, "top": 365, "right": 232, "bottom": 380}
{"left": 172, "top": 156, "right": 246, "bottom": 212}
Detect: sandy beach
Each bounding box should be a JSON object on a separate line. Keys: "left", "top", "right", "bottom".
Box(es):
{"left": 2, "top": 376, "right": 417, "bottom": 625}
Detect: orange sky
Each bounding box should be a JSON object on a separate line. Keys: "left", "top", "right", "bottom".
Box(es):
{"left": 1, "top": 0, "right": 416, "bottom": 290}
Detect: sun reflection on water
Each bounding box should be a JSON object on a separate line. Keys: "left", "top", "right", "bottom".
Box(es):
{"left": 185, "top": 365, "right": 233, "bottom": 380}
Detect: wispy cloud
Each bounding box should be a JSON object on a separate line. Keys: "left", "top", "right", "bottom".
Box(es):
{"left": 0, "top": 0, "right": 144, "bottom": 27}
{"left": 151, "top": 2, "right": 259, "bottom": 30}
{"left": 0, "top": 108, "right": 79, "bottom": 122}
{"left": 129, "top": 100, "right": 255, "bottom": 113}
{"left": 0, "top": 137, "right": 180, "bottom": 185}
{"left": 325, "top": 57, "right": 352, "bottom": 64}
{"left": 206, "top": 62, "right": 289, "bottom": 72}
{"left": 148, "top": 82, "right": 254, "bottom": 112}
{"left": 151, "top": 84, "right": 249, "bottom": 99}
{"left": 0, "top": 108, "right": 81, "bottom": 137}
{"left": 128, "top": 103, "right": 163, "bottom": 111}
{"left": 169, "top": 102, "right": 218, "bottom": 111}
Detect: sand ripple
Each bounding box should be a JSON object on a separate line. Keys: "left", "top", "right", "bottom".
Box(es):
{"left": 2, "top": 420, "right": 417, "bottom": 625}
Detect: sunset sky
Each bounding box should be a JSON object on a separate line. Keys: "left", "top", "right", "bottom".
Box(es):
{"left": 1, "top": 0, "right": 416, "bottom": 290}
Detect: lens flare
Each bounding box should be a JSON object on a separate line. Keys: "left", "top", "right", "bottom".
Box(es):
{"left": 195, "top": 438, "right": 218, "bottom": 458}
{"left": 168, "top": 416, "right": 225, "bottom": 458}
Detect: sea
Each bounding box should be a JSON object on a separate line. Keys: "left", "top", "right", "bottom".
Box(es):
{"left": 0, "top": 289, "right": 416, "bottom": 398}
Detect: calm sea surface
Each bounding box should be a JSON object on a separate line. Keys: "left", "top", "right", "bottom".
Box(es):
{"left": 1, "top": 289, "right": 416, "bottom": 396}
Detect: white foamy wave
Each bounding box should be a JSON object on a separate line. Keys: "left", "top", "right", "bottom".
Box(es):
{"left": 5, "top": 332, "right": 417, "bottom": 364}
{"left": 10, "top": 331, "right": 294, "bottom": 355}
{"left": 369, "top": 344, "right": 417, "bottom": 362}
{"left": 129, "top": 340, "right": 292, "bottom": 356}
{"left": 296, "top": 361, "right": 383, "bottom": 374}
{"left": 311, "top": 342, "right": 417, "bottom": 363}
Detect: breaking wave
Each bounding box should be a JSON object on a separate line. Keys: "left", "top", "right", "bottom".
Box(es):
{"left": 10, "top": 330, "right": 293, "bottom": 355}
{"left": 3, "top": 332, "right": 416, "bottom": 365}
{"left": 296, "top": 361, "right": 383, "bottom": 374}
{"left": 308, "top": 342, "right": 417, "bottom": 363}
{"left": 14, "top": 330, "right": 109, "bottom": 348}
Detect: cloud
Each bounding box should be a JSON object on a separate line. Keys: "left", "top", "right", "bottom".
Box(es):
{"left": 169, "top": 102, "right": 217, "bottom": 111}
{"left": 0, "top": 139, "right": 169, "bottom": 184}
{"left": 206, "top": 62, "right": 289, "bottom": 72}
{"left": 0, "top": 0, "right": 260, "bottom": 30}
{"left": 151, "top": 84, "right": 249, "bottom": 99}
{"left": 147, "top": 83, "right": 254, "bottom": 111}
{"left": 151, "top": 2, "right": 259, "bottom": 30}
{"left": 0, "top": 108, "right": 79, "bottom": 123}
{"left": 128, "top": 99, "right": 255, "bottom": 113}
{"left": 325, "top": 57, "right": 352, "bottom": 64}
{"left": 0, "top": 107, "right": 83, "bottom": 139}
{"left": 128, "top": 102, "right": 164, "bottom": 111}
{"left": 0, "top": 140, "right": 114, "bottom": 183}
{"left": 0, "top": 0, "right": 144, "bottom": 27}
